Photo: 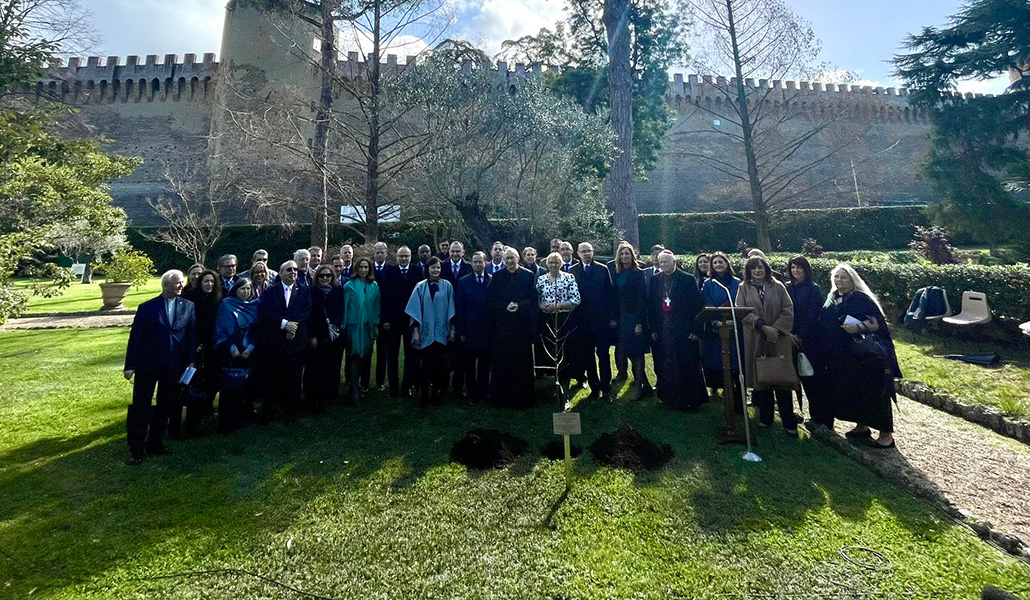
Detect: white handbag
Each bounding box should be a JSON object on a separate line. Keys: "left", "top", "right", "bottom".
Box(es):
{"left": 796, "top": 352, "right": 814, "bottom": 377}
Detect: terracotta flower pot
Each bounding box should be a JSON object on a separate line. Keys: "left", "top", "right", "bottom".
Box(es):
{"left": 99, "top": 282, "right": 132, "bottom": 311}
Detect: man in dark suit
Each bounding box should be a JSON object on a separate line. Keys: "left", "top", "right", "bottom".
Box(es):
{"left": 440, "top": 241, "right": 472, "bottom": 394}
{"left": 217, "top": 254, "right": 240, "bottom": 295}
{"left": 394, "top": 246, "right": 425, "bottom": 395}
{"left": 372, "top": 242, "right": 403, "bottom": 395}
{"left": 571, "top": 242, "right": 617, "bottom": 401}
{"left": 123, "top": 269, "right": 197, "bottom": 464}
{"left": 293, "top": 249, "right": 316, "bottom": 287}
{"left": 417, "top": 244, "right": 433, "bottom": 267}
{"left": 456, "top": 252, "right": 492, "bottom": 404}
{"left": 485, "top": 241, "right": 505, "bottom": 275}
{"left": 258, "top": 260, "right": 312, "bottom": 423}
{"left": 436, "top": 240, "right": 451, "bottom": 261}
{"left": 558, "top": 241, "right": 578, "bottom": 273}
{"left": 331, "top": 253, "right": 352, "bottom": 286}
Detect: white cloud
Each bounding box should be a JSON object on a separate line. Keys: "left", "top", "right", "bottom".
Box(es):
{"left": 338, "top": 28, "right": 430, "bottom": 62}
{"left": 457, "top": 0, "right": 565, "bottom": 57}
{"left": 954, "top": 76, "right": 1011, "bottom": 96}
{"left": 87, "top": 0, "right": 224, "bottom": 59}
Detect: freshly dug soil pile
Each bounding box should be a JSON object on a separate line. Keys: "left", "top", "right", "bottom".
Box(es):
{"left": 540, "top": 439, "right": 583, "bottom": 460}
{"left": 450, "top": 428, "right": 529, "bottom": 469}
{"left": 588, "top": 424, "right": 674, "bottom": 472}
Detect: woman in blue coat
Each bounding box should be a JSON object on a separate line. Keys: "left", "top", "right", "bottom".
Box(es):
{"left": 701, "top": 251, "right": 743, "bottom": 405}
{"left": 405, "top": 257, "right": 456, "bottom": 406}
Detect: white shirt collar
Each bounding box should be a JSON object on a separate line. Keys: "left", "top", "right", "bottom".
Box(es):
{"left": 282, "top": 281, "right": 292, "bottom": 291}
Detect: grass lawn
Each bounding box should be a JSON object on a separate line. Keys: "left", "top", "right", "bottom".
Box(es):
{"left": 1, "top": 328, "right": 1027, "bottom": 599}
{"left": 13, "top": 278, "right": 162, "bottom": 315}
{"left": 893, "top": 334, "right": 1030, "bottom": 419}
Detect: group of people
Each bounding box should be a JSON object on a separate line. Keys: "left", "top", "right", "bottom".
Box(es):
{"left": 122, "top": 238, "right": 902, "bottom": 463}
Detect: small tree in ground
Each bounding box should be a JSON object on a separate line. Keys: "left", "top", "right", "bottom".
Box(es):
{"left": 909, "top": 225, "right": 959, "bottom": 265}
{"left": 141, "top": 165, "right": 227, "bottom": 265}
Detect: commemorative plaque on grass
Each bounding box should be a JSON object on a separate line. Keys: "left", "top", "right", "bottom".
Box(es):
{"left": 552, "top": 412, "right": 581, "bottom": 489}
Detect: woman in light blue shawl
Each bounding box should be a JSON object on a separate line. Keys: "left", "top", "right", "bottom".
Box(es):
{"left": 405, "top": 257, "right": 455, "bottom": 406}
{"left": 212, "top": 278, "right": 259, "bottom": 432}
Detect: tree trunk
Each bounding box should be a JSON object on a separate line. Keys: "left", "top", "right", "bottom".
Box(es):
{"left": 365, "top": 0, "right": 383, "bottom": 243}
{"left": 81, "top": 256, "right": 93, "bottom": 284}
{"left": 454, "top": 192, "right": 497, "bottom": 249}
{"left": 725, "top": 0, "right": 771, "bottom": 252}
{"left": 310, "top": 0, "right": 336, "bottom": 249}
{"left": 603, "top": 0, "right": 638, "bottom": 250}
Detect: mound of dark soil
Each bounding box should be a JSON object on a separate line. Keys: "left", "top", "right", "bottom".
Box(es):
{"left": 588, "top": 424, "right": 674, "bottom": 472}
{"left": 450, "top": 428, "right": 529, "bottom": 470}
{"left": 540, "top": 439, "right": 583, "bottom": 460}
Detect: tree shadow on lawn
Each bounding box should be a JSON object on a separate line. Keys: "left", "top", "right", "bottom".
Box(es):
{"left": 0, "top": 383, "right": 957, "bottom": 597}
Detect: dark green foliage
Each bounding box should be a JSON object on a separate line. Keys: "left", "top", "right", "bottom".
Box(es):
{"left": 796, "top": 259, "right": 1030, "bottom": 322}
{"left": 801, "top": 238, "right": 824, "bottom": 258}
{"left": 909, "top": 225, "right": 959, "bottom": 265}
{"left": 892, "top": 0, "right": 1030, "bottom": 246}
{"left": 639, "top": 206, "right": 935, "bottom": 253}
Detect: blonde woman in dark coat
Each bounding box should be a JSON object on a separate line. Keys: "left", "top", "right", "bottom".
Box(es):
{"left": 735, "top": 256, "right": 797, "bottom": 435}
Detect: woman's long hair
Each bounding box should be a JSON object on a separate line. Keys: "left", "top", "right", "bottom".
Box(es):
{"left": 693, "top": 253, "right": 710, "bottom": 280}
{"left": 353, "top": 257, "right": 375, "bottom": 283}
{"left": 787, "top": 255, "right": 813, "bottom": 284}
{"left": 615, "top": 241, "right": 640, "bottom": 274}
{"left": 708, "top": 251, "right": 736, "bottom": 280}
{"left": 192, "top": 269, "right": 223, "bottom": 303}
{"left": 828, "top": 263, "right": 885, "bottom": 316}
{"left": 314, "top": 264, "right": 338, "bottom": 288}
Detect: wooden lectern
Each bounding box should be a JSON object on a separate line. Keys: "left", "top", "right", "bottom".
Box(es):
{"left": 696, "top": 306, "right": 754, "bottom": 444}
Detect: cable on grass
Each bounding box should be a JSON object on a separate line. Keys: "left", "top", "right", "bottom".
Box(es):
{"left": 839, "top": 545, "right": 892, "bottom": 572}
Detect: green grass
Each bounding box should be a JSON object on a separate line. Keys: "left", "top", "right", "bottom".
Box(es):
{"left": 13, "top": 277, "right": 162, "bottom": 315}
{"left": 893, "top": 334, "right": 1030, "bottom": 419}
{"left": 0, "top": 328, "right": 1027, "bottom": 599}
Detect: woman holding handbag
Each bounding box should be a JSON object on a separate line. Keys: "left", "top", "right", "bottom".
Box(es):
{"left": 735, "top": 255, "right": 798, "bottom": 435}
{"left": 212, "top": 278, "right": 259, "bottom": 433}
{"left": 819, "top": 263, "right": 902, "bottom": 449}
{"left": 785, "top": 255, "right": 827, "bottom": 426}
{"left": 306, "top": 264, "right": 345, "bottom": 412}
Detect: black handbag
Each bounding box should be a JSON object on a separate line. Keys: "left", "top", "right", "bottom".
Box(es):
{"left": 220, "top": 367, "right": 251, "bottom": 393}
{"left": 852, "top": 332, "right": 889, "bottom": 361}
{"left": 181, "top": 385, "right": 207, "bottom": 407}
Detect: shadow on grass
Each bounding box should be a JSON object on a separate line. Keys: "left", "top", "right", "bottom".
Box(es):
{"left": 0, "top": 378, "right": 961, "bottom": 597}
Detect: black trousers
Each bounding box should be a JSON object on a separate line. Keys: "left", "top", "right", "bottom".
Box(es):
{"left": 418, "top": 342, "right": 449, "bottom": 403}
{"left": 462, "top": 346, "right": 491, "bottom": 403}
{"left": 375, "top": 326, "right": 402, "bottom": 394}
{"left": 578, "top": 331, "right": 612, "bottom": 394}
{"left": 400, "top": 328, "right": 419, "bottom": 393}
{"left": 754, "top": 389, "right": 798, "bottom": 429}
{"left": 262, "top": 356, "right": 303, "bottom": 422}
{"left": 127, "top": 371, "right": 179, "bottom": 458}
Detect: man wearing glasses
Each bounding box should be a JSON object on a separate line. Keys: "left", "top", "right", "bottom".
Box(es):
{"left": 258, "top": 260, "right": 311, "bottom": 423}
{"left": 217, "top": 254, "right": 240, "bottom": 295}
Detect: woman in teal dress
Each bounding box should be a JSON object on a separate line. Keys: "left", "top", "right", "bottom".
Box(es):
{"left": 343, "top": 257, "right": 381, "bottom": 404}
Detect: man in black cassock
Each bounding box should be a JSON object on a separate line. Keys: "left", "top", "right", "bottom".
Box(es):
{"left": 487, "top": 247, "right": 538, "bottom": 408}
{"left": 648, "top": 250, "right": 707, "bottom": 411}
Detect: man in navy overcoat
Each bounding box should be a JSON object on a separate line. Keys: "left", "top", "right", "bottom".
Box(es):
{"left": 123, "top": 269, "right": 197, "bottom": 463}
{"left": 258, "top": 260, "right": 312, "bottom": 422}
{"left": 455, "top": 252, "right": 492, "bottom": 404}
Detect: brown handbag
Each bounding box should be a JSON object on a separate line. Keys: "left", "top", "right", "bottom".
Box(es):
{"left": 755, "top": 339, "right": 800, "bottom": 389}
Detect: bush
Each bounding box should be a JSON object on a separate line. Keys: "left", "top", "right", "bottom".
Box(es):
{"left": 102, "top": 250, "right": 155, "bottom": 288}
{"left": 639, "top": 206, "right": 935, "bottom": 252}
{"left": 909, "top": 225, "right": 959, "bottom": 264}
{"left": 801, "top": 238, "right": 825, "bottom": 257}
{"left": 0, "top": 284, "right": 27, "bottom": 326}
{"left": 769, "top": 258, "right": 1030, "bottom": 323}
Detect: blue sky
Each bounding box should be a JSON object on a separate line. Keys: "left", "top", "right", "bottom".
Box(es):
{"left": 79, "top": 0, "right": 1008, "bottom": 94}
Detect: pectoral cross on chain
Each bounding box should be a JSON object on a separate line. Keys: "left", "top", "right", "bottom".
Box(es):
{"left": 664, "top": 296, "right": 671, "bottom": 307}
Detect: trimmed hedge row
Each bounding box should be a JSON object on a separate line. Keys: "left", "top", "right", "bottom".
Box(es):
{"left": 639, "top": 206, "right": 941, "bottom": 253}
{"left": 795, "top": 259, "right": 1029, "bottom": 322}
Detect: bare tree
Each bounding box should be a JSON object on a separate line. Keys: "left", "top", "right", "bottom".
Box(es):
{"left": 676, "top": 0, "right": 899, "bottom": 250}
{"left": 0, "top": 0, "right": 98, "bottom": 94}
{"left": 142, "top": 165, "right": 227, "bottom": 265}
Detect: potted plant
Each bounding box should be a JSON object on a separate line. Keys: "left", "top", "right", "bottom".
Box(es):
{"left": 98, "top": 249, "right": 154, "bottom": 311}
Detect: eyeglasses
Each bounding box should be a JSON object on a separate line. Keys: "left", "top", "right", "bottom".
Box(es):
{"left": 317, "top": 273, "right": 332, "bottom": 279}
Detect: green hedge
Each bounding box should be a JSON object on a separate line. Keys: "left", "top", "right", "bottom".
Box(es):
{"left": 639, "top": 206, "right": 939, "bottom": 253}
{"left": 784, "top": 258, "right": 1029, "bottom": 323}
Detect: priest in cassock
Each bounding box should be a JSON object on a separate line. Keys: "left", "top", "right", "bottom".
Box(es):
{"left": 487, "top": 247, "right": 538, "bottom": 408}
{"left": 648, "top": 250, "right": 708, "bottom": 411}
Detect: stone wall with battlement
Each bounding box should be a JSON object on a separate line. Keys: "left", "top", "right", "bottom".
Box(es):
{"left": 29, "top": 54, "right": 936, "bottom": 224}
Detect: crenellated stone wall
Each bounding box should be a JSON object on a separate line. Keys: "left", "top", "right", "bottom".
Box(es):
{"left": 29, "top": 42, "right": 941, "bottom": 225}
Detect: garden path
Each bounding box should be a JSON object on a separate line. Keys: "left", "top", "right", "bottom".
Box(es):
{"left": 0, "top": 312, "right": 134, "bottom": 330}
{"left": 820, "top": 393, "right": 1029, "bottom": 545}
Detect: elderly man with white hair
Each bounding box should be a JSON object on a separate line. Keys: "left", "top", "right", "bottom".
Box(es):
{"left": 647, "top": 250, "right": 707, "bottom": 412}
{"left": 293, "top": 249, "right": 316, "bottom": 286}
{"left": 486, "top": 246, "right": 538, "bottom": 408}
{"left": 123, "top": 269, "right": 197, "bottom": 464}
